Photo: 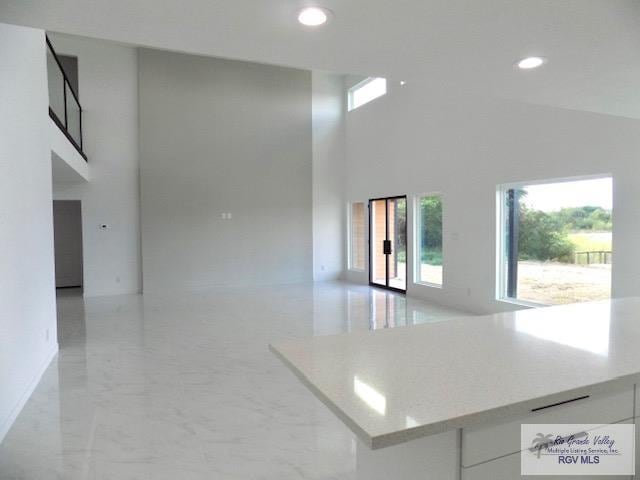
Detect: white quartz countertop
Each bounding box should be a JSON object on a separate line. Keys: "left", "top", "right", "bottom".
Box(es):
{"left": 270, "top": 298, "right": 640, "bottom": 449}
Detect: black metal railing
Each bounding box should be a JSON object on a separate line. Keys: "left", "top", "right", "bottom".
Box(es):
{"left": 46, "top": 36, "right": 86, "bottom": 160}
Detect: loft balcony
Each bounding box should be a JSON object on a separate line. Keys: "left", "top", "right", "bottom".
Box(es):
{"left": 46, "top": 36, "right": 86, "bottom": 161}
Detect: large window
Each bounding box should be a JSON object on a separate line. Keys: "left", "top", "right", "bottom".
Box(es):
{"left": 498, "top": 177, "right": 612, "bottom": 305}
{"left": 416, "top": 194, "right": 443, "bottom": 286}
{"left": 349, "top": 202, "right": 366, "bottom": 271}
{"left": 348, "top": 78, "right": 387, "bottom": 111}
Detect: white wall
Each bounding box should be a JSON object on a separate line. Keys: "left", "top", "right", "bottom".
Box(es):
{"left": 138, "top": 49, "right": 313, "bottom": 292}
{"left": 50, "top": 119, "right": 89, "bottom": 183}
{"left": 50, "top": 34, "right": 141, "bottom": 296}
{"left": 0, "top": 23, "right": 57, "bottom": 442}
{"left": 312, "top": 72, "right": 346, "bottom": 281}
{"left": 344, "top": 82, "right": 640, "bottom": 314}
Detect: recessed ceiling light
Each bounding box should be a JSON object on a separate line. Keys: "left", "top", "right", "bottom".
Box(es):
{"left": 400, "top": 80, "right": 406, "bottom": 86}
{"left": 516, "top": 56, "right": 547, "bottom": 70}
{"left": 298, "top": 7, "right": 330, "bottom": 27}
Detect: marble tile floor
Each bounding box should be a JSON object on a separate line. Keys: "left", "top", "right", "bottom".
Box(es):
{"left": 0, "top": 282, "right": 466, "bottom": 479}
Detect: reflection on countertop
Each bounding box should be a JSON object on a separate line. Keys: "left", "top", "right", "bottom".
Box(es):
{"left": 271, "top": 298, "right": 639, "bottom": 449}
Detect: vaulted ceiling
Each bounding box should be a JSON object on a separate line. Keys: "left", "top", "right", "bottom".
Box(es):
{"left": 2, "top": 0, "right": 639, "bottom": 118}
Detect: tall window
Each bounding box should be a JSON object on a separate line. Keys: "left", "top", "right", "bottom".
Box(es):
{"left": 499, "top": 177, "right": 612, "bottom": 305}
{"left": 416, "top": 195, "right": 443, "bottom": 286}
{"left": 349, "top": 202, "right": 366, "bottom": 271}
{"left": 348, "top": 78, "right": 387, "bottom": 111}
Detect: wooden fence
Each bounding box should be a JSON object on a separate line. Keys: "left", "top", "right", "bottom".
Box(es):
{"left": 574, "top": 251, "right": 612, "bottom": 265}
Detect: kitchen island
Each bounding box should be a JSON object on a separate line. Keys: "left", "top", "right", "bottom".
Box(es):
{"left": 270, "top": 298, "right": 640, "bottom": 479}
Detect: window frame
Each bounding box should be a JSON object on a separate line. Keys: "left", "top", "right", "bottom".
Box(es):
{"left": 413, "top": 192, "right": 444, "bottom": 288}
{"left": 347, "top": 77, "right": 387, "bottom": 112}
{"left": 496, "top": 174, "right": 613, "bottom": 307}
{"left": 348, "top": 201, "right": 366, "bottom": 272}
{"left": 496, "top": 184, "right": 543, "bottom": 307}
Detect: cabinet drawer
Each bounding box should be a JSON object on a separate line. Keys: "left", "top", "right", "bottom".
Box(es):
{"left": 462, "top": 384, "right": 634, "bottom": 467}
{"left": 462, "top": 448, "right": 632, "bottom": 480}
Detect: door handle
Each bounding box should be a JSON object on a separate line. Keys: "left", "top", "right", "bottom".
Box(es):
{"left": 383, "top": 240, "right": 392, "bottom": 255}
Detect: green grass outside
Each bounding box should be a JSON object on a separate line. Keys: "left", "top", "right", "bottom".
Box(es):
{"left": 396, "top": 249, "right": 442, "bottom": 265}
{"left": 421, "top": 248, "right": 442, "bottom": 266}
{"left": 404, "top": 235, "right": 608, "bottom": 267}
{"left": 567, "top": 232, "right": 612, "bottom": 252}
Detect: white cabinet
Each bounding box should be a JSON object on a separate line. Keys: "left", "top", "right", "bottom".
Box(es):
{"left": 463, "top": 418, "right": 634, "bottom": 479}
{"left": 462, "top": 450, "right": 632, "bottom": 480}
{"left": 355, "top": 384, "right": 636, "bottom": 480}
{"left": 356, "top": 430, "right": 459, "bottom": 480}
{"left": 462, "top": 384, "right": 634, "bottom": 467}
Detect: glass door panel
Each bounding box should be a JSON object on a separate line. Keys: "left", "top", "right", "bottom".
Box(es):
{"left": 388, "top": 197, "right": 407, "bottom": 290}
{"left": 369, "top": 196, "right": 407, "bottom": 292}
{"left": 370, "top": 199, "right": 387, "bottom": 287}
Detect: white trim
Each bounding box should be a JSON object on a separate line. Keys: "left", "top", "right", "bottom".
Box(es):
{"left": 0, "top": 344, "right": 58, "bottom": 443}
{"left": 413, "top": 192, "right": 443, "bottom": 288}
{"left": 495, "top": 184, "right": 508, "bottom": 301}
{"left": 415, "top": 281, "right": 444, "bottom": 288}
{"left": 499, "top": 172, "right": 613, "bottom": 191}
{"left": 414, "top": 281, "right": 444, "bottom": 289}
{"left": 497, "top": 297, "right": 547, "bottom": 308}
{"left": 347, "top": 201, "right": 366, "bottom": 272}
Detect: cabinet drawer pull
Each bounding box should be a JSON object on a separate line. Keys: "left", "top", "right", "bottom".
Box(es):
{"left": 531, "top": 395, "right": 590, "bottom": 412}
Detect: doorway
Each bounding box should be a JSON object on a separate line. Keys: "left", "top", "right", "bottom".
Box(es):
{"left": 53, "top": 200, "right": 84, "bottom": 289}
{"left": 369, "top": 196, "right": 407, "bottom": 292}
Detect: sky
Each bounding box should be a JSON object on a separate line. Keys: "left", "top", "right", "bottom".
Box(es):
{"left": 522, "top": 177, "right": 612, "bottom": 212}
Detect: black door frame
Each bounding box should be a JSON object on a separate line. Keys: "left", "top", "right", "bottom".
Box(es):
{"left": 368, "top": 195, "right": 407, "bottom": 294}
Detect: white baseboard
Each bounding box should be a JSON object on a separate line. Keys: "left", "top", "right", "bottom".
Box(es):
{"left": 0, "top": 344, "right": 58, "bottom": 444}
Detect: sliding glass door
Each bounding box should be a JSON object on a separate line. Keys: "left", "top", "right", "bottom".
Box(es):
{"left": 369, "top": 196, "right": 407, "bottom": 292}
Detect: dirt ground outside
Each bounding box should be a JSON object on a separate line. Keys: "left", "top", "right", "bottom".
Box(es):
{"left": 403, "top": 261, "right": 608, "bottom": 305}
{"left": 517, "top": 261, "right": 611, "bottom": 305}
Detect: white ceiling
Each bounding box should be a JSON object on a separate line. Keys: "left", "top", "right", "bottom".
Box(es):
{"left": 2, "top": 0, "right": 639, "bottom": 118}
